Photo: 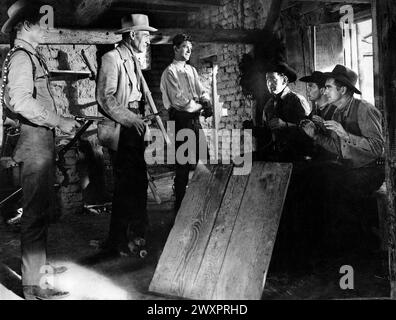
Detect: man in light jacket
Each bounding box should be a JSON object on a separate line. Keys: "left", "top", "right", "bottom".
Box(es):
{"left": 96, "top": 14, "right": 156, "bottom": 256}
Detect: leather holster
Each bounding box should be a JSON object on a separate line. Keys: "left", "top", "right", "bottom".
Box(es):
{"left": 97, "top": 119, "right": 121, "bottom": 152}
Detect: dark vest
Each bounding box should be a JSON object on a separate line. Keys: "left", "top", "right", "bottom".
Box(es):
{"left": 333, "top": 98, "right": 362, "bottom": 136}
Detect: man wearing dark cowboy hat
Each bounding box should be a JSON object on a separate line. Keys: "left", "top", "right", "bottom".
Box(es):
{"left": 1, "top": 0, "right": 80, "bottom": 299}
{"left": 96, "top": 14, "right": 156, "bottom": 256}
{"left": 301, "top": 64, "right": 384, "bottom": 170}
{"left": 300, "top": 71, "right": 336, "bottom": 161}
{"left": 297, "top": 64, "right": 385, "bottom": 259}
{"left": 260, "top": 61, "right": 311, "bottom": 161}
{"left": 300, "top": 71, "right": 335, "bottom": 121}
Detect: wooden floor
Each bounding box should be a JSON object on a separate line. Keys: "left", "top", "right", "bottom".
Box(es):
{"left": 0, "top": 168, "right": 390, "bottom": 300}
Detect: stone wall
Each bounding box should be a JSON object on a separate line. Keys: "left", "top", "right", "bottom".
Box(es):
{"left": 0, "top": 43, "right": 107, "bottom": 215}
{"left": 39, "top": 44, "right": 103, "bottom": 215}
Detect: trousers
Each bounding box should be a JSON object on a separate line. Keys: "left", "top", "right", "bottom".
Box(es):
{"left": 108, "top": 122, "right": 148, "bottom": 246}
{"left": 13, "top": 124, "right": 55, "bottom": 286}
{"left": 170, "top": 108, "right": 208, "bottom": 212}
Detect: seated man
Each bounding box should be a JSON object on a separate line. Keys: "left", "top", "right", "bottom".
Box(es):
{"left": 299, "top": 64, "right": 385, "bottom": 255}
{"left": 261, "top": 62, "right": 311, "bottom": 162}
{"left": 300, "top": 71, "right": 336, "bottom": 160}
{"left": 300, "top": 71, "right": 334, "bottom": 120}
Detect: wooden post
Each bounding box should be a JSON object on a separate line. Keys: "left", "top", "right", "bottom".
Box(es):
{"left": 212, "top": 64, "right": 219, "bottom": 162}
{"left": 372, "top": 0, "right": 396, "bottom": 299}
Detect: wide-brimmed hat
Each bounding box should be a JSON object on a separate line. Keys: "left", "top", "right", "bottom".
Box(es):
{"left": 115, "top": 14, "right": 157, "bottom": 34}
{"left": 300, "top": 71, "right": 327, "bottom": 88}
{"left": 1, "top": 0, "right": 43, "bottom": 34}
{"left": 267, "top": 62, "right": 297, "bottom": 83}
{"left": 324, "top": 64, "right": 361, "bottom": 94}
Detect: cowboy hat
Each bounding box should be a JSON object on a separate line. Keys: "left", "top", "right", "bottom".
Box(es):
{"left": 267, "top": 61, "right": 297, "bottom": 83}
{"left": 1, "top": 0, "right": 43, "bottom": 35}
{"left": 115, "top": 14, "right": 157, "bottom": 34}
{"left": 300, "top": 71, "right": 327, "bottom": 88}
{"left": 324, "top": 64, "right": 361, "bottom": 95}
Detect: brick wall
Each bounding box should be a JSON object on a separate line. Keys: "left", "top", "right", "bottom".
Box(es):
{"left": 186, "top": 0, "right": 272, "bottom": 159}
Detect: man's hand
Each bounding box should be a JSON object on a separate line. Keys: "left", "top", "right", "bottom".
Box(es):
{"left": 324, "top": 120, "right": 348, "bottom": 139}
{"left": 268, "top": 118, "right": 287, "bottom": 130}
{"left": 127, "top": 114, "right": 146, "bottom": 136}
{"left": 300, "top": 119, "right": 317, "bottom": 139}
{"left": 311, "top": 115, "right": 327, "bottom": 133}
{"left": 200, "top": 99, "right": 212, "bottom": 110}
{"left": 58, "top": 116, "right": 80, "bottom": 135}
{"left": 200, "top": 99, "right": 213, "bottom": 118}
{"left": 311, "top": 115, "right": 325, "bottom": 126}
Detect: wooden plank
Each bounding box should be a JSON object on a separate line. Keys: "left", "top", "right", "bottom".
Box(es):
{"left": 212, "top": 162, "right": 292, "bottom": 300}
{"left": 212, "top": 64, "right": 220, "bottom": 161}
{"left": 149, "top": 164, "right": 233, "bottom": 298}
{"left": 33, "top": 28, "right": 265, "bottom": 45}
{"left": 186, "top": 174, "right": 250, "bottom": 299}
{"left": 149, "top": 162, "right": 292, "bottom": 300}
{"left": 372, "top": 0, "right": 396, "bottom": 299}
{"left": 0, "top": 283, "right": 22, "bottom": 300}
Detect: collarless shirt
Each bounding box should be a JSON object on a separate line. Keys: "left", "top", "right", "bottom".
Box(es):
{"left": 160, "top": 60, "right": 209, "bottom": 112}
{"left": 5, "top": 38, "right": 60, "bottom": 128}
{"left": 118, "top": 41, "right": 142, "bottom": 103}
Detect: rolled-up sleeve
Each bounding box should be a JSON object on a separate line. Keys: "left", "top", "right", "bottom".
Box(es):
{"left": 96, "top": 52, "right": 136, "bottom": 127}
{"left": 339, "top": 103, "right": 384, "bottom": 160}
{"left": 315, "top": 101, "right": 384, "bottom": 167}
{"left": 192, "top": 67, "right": 210, "bottom": 102}
{"left": 8, "top": 51, "right": 60, "bottom": 128}
{"left": 160, "top": 67, "right": 199, "bottom": 111}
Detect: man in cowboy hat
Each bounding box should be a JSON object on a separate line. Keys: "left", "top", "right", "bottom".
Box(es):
{"left": 96, "top": 14, "right": 156, "bottom": 256}
{"left": 300, "top": 71, "right": 334, "bottom": 120}
{"left": 1, "top": 0, "right": 80, "bottom": 299}
{"left": 298, "top": 64, "right": 385, "bottom": 258}
{"left": 299, "top": 71, "right": 335, "bottom": 161}
{"left": 301, "top": 64, "right": 384, "bottom": 170}
{"left": 260, "top": 61, "right": 311, "bottom": 161}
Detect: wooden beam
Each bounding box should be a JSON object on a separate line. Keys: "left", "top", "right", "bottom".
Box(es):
{"left": 372, "top": 0, "right": 396, "bottom": 299}
{"left": 110, "top": 5, "right": 199, "bottom": 14}
{"left": 264, "top": 0, "right": 285, "bottom": 32}
{"left": 112, "top": 0, "right": 221, "bottom": 9}
{"left": 29, "top": 28, "right": 264, "bottom": 45}
{"left": 73, "top": 0, "right": 115, "bottom": 26}
{"left": 293, "top": 0, "right": 371, "bottom": 3}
